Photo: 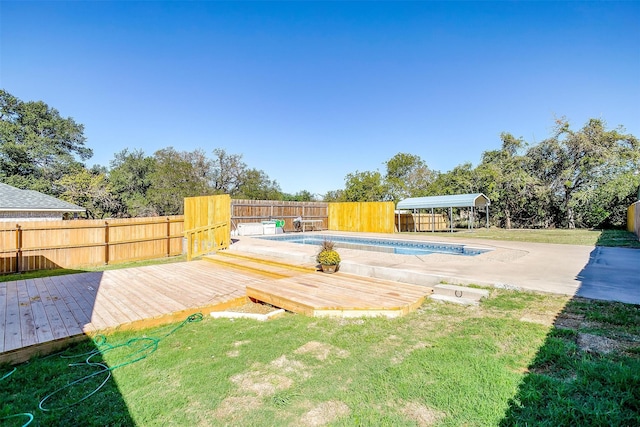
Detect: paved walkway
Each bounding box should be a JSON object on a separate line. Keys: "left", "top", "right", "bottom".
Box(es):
{"left": 575, "top": 246, "right": 640, "bottom": 305}
{"left": 230, "top": 231, "right": 640, "bottom": 305}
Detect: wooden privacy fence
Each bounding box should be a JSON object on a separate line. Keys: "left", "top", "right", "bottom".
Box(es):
{"left": 1, "top": 198, "right": 444, "bottom": 274}
{"left": 628, "top": 201, "right": 640, "bottom": 240}
{"left": 396, "top": 213, "right": 448, "bottom": 232}
{"left": 231, "top": 199, "right": 329, "bottom": 232}
{"left": 328, "top": 202, "right": 395, "bottom": 233}
{"left": 184, "top": 194, "right": 231, "bottom": 260}
{"left": 0, "top": 216, "right": 184, "bottom": 274}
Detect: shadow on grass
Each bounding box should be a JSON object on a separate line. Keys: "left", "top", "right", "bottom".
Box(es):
{"left": 595, "top": 229, "right": 640, "bottom": 248}
{"left": 499, "top": 242, "right": 640, "bottom": 426}
{"left": 1, "top": 336, "right": 136, "bottom": 426}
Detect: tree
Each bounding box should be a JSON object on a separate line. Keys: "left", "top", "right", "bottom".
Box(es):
{"left": 572, "top": 170, "right": 640, "bottom": 228}
{"left": 427, "top": 163, "right": 480, "bottom": 196}
{"left": 0, "top": 90, "right": 92, "bottom": 194}
{"left": 384, "top": 153, "right": 436, "bottom": 202}
{"left": 108, "top": 149, "right": 156, "bottom": 217}
{"left": 56, "top": 167, "right": 120, "bottom": 219}
{"left": 235, "top": 168, "right": 282, "bottom": 200}
{"left": 322, "top": 189, "right": 345, "bottom": 202}
{"left": 210, "top": 148, "right": 247, "bottom": 195}
{"left": 283, "top": 190, "right": 315, "bottom": 201}
{"left": 342, "top": 170, "right": 389, "bottom": 202}
{"left": 476, "top": 133, "right": 540, "bottom": 228}
{"left": 528, "top": 118, "right": 640, "bottom": 228}
{"left": 147, "top": 147, "right": 213, "bottom": 215}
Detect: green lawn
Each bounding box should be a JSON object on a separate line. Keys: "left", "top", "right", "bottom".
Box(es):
{"left": 2, "top": 290, "right": 638, "bottom": 426}
{"left": 416, "top": 228, "right": 640, "bottom": 247}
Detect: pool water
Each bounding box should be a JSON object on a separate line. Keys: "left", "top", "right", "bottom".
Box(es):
{"left": 257, "top": 234, "right": 489, "bottom": 256}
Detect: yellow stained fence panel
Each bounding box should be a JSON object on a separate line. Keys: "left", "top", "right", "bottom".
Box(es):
{"left": 183, "top": 194, "right": 232, "bottom": 260}
{"left": 328, "top": 202, "right": 395, "bottom": 233}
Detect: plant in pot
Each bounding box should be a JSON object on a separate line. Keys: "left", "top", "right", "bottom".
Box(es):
{"left": 316, "top": 239, "right": 340, "bottom": 273}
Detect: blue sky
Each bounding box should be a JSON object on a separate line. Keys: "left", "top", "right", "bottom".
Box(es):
{"left": 2, "top": 1, "right": 639, "bottom": 196}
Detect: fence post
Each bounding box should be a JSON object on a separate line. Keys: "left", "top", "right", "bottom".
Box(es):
{"left": 186, "top": 231, "right": 192, "bottom": 261}
{"left": 104, "top": 221, "right": 110, "bottom": 265}
{"left": 166, "top": 217, "right": 171, "bottom": 257}
{"left": 15, "top": 224, "right": 22, "bottom": 273}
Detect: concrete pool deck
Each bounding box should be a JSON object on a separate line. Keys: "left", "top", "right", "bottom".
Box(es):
{"left": 229, "top": 231, "right": 640, "bottom": 305}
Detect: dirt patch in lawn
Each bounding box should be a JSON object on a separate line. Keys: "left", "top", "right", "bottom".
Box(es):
{"left": 270, "top": 355, "right": 311, "bottom": 378}
{"left": 213, "top": 395, "right": 261, "bottom": 420}
{"left": 294, "top": 341, "right": 350, "bottom": 361}
{"left": 230, "top": 370, "right": 294, "bottom": 397}
{"left": 217, "top": 341, "right": 351, "bottom": 423}
{"left": 577, "top": 333, "right": 621, "bottom": 355}
{"left": 401, "top": 401, "right": 446, "bottom": 426}
{"left": 299, "top": 400, "right": 351, "bottom": 427}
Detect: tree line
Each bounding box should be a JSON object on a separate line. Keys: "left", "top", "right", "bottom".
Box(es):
{"left": 0, "top": 90, "right": 312, "bottom": 218}
{"left": 2, "top": 89, "right": 639, "bottom": 228}
{"left": 330, "top": 121, "right": 640, "bottom": 229}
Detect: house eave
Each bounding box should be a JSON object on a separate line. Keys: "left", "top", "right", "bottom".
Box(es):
{"left": 0, "top": 208, "right": 86, "bottom": 213}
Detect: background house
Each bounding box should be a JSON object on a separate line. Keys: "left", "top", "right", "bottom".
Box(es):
{"left": 0, "top": 182, "right": 85, "bottom": 222}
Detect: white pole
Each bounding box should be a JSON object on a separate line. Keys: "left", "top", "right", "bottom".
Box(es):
{"left": 486, "top": 205, "right": 489, "bottom": 229}
{"left": 431, "top": 207, "right": 434, "bottom": 232}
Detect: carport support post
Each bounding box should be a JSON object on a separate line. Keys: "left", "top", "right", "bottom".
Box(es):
{"left": 486, "top": 205, "right": 489, "bottom": 229}
{"left": 470, "top": 206, "right": 474, "bottom": 229}
{"left": 431, "top": 208, "right": 434, "bottom": 232}
{"left": 449, "top": 207, "right": 453, "bottom": 232}
{"left": 413, "top": 209, "right": 417, "bottom": 232}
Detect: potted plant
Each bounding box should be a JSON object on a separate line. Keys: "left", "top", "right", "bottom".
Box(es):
{"left": 316, "top": 239, "right": 340, "bottom": 273}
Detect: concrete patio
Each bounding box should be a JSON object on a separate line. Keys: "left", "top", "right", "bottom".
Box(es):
{"left": 228, "top": 231, "right": 640, "bottom": 305}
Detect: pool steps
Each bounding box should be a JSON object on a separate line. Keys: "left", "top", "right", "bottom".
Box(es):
{"left": 203, "top": 251, "right": 316, "bottom": 279}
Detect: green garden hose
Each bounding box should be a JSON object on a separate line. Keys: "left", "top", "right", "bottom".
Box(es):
{"left": 1, "top": 368, "right": 33, "bottom": 426}
{"left": 2, "top": 312, "right": 203, "bottom": 424}
{"left": 40, "top": 312, "right": 203, "bottom": 412}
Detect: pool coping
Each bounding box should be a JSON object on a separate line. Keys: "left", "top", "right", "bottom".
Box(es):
{"left": 256, "top": 233, "right": 493, "bottom": 256}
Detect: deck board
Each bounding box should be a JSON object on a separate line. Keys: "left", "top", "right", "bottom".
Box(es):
{"left": 17, "top": 280, "right": 38, "bottom": 348}
{"left": 0, "top": 278, "right": 6, "bottom": 349}
{"left": 25, "top": 278, "right": 55, "bottom": 344}
{"left": 62, "top": 273, "right": 99, "bottom": 327}
{"left": 48, "top": 275, "right": 91, "bottom": 329}
{"left": 34, "top": 278, "right": 72, "bottom": 339}
{"left": 4, "top": 281, "right": 22, "bottom": 352}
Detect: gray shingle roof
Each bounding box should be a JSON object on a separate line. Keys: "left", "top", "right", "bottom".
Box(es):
{"left": 0, "top": 182, "right": 85, "bottom": 212}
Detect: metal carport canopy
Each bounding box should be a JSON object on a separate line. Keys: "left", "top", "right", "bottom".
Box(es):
{"left": 396, "top": 193, "right": 490, "bottom": 210}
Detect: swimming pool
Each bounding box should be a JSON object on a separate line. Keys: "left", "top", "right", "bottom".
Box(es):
{"left": 257, "top": 234, "right": 490, "bottom": 256}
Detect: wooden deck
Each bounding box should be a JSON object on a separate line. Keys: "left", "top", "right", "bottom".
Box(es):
{"left": 1, "top": 257, "right": 432, "bottom": 365}
{"left": 248, "top": 272, "right": 431, "bottom": 318}
{"left": 0, "top": 261, "right": 249, "bottom": 364}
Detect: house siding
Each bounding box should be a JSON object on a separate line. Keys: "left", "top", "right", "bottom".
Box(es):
{"left": 0, "top": 211, "right": 67, "bottom": 222}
